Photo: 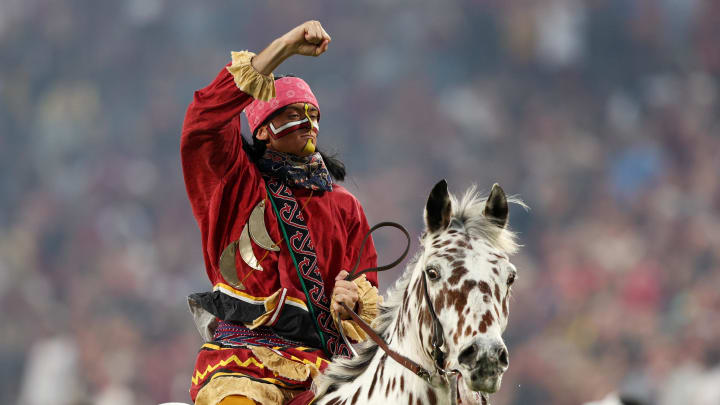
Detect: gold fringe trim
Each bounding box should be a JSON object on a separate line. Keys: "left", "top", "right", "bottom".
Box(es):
{"left": 330, "top": 275, "right": 382, "bottom": 341}
{"left": 226, "top": 51, "right": 276, "bottom": 101}
{"left": 195, "top": 375, "right": 294, "bottom": 405}
{"left": 250, "top": 346, "right": 319, "bottom": 382}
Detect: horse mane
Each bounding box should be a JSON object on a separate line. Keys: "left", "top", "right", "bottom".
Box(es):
{"left": 450, "top": 185, "right": 524, "bottom": 254}
{"left": 312, "top": 186, "right": 524, "bottom": 397}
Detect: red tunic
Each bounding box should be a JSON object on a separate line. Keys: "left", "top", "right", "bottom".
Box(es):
{"left": 181, "top": 65, "right": 378, "bottom": 402}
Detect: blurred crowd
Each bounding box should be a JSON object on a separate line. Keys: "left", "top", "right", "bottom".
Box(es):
{"left": 1, "top": 1, "right": 718, "bottom": 404}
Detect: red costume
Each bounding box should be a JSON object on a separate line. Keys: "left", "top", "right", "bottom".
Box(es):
{"left": 181, "top": 51, "right": 379, "bottom": 405}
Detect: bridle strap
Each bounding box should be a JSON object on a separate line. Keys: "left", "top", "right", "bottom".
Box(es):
{"left": 422, "top": 272, "right": 447, "bottom": 373}
{"left": 338, "top": 273, "right": 449, "bottom": 382}
{"left": 339, "top": 301, "right": 432, "bottom": 381}
{"left": 337, "top": 274, "right": 450, "bottom": 383}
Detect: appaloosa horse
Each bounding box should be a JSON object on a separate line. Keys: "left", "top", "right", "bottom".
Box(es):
{"left": 310, "top": 180, "right": 523, "bottom": 405}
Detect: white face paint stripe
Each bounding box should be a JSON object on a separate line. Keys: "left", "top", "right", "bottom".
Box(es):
{"left": 269, "top": 117, "right": 320, "bottom": 134}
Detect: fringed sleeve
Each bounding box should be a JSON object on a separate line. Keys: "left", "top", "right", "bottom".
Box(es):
{"left": 226, "top": 51, "right": 276, "bottom": 101}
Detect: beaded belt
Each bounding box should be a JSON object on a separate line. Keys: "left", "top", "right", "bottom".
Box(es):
{"left": 213, "top": 320, "right": 305, "bottom": 348}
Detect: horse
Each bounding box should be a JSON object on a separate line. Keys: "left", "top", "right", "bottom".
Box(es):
{"left": 309, "top": 180, "right": 523, "bottom": 405}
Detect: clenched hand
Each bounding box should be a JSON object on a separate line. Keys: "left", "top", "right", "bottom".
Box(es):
{"left": 332, "top": 270, "right": 359, "bottom": 320}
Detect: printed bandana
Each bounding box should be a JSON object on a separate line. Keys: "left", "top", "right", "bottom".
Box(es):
{"left": 256, "top": 149, "right": 333, "bottom": 192}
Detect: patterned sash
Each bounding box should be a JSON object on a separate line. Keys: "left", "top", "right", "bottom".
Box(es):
{"left": 264, "top": 177, "right": 350, "bottom": 358}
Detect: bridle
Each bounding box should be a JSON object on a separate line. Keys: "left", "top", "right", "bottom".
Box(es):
{"left": 335, "top": 222, "right": 462, "bottom": 403}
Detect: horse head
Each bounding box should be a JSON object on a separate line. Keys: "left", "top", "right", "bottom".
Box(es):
{"left": 313, "top": 180, "right": 523, "bottom": 404}
{"left": 415, "top": 179, "right": 520, "bottom": 396}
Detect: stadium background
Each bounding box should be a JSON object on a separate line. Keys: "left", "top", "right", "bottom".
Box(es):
{"left": 1, "top": 1, "right": 719, "bottom": 404}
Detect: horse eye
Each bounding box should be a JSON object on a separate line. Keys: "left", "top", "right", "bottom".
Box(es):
{"left": 426, "top": 266, "right": 440, "bottom": 281}
{"left": 507, "top": 272, "right": 516, "bottom": 286}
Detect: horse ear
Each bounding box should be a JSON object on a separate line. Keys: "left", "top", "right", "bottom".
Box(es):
{"left": 484, "top": 183, "right": 508, "bottom": 228}
{"left": 425, "top": 179, "right": 452, "bottom": 233}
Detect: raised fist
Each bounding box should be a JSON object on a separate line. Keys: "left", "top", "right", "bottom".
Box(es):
{"left": 281, "top": 20, "right": 331, "bottom": 57}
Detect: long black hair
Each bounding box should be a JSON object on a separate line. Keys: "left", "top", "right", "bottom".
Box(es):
{"left": 241, "top": 75, "right": 346, "bottom": 181}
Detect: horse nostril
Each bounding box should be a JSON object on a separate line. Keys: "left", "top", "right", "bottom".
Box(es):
{"left": 497, "top": 347, "right": 509, "bottom": 368}
{"left": 458, "top": 344, "right": 478, "bottom": 367}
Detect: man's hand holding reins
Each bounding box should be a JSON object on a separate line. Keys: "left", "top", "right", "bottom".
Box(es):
{"left": 332, "top": 270, "right": 360, "bottom": 320}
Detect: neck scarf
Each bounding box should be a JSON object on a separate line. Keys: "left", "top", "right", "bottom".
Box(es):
{"left": 256, "top": 149, "right": 333, "bottom": 192}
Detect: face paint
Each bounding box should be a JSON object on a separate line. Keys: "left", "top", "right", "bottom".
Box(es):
{"left": 302, "top": 139, "right": 316, "bottom": 154}
{"left": 300, "top": 103, "right": 316, "bottom": 154}
{"left": 268, "top": 104, "right": 320, "bottom": 140}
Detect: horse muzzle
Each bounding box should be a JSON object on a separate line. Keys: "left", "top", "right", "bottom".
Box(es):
{"left": 457, "top": 339, "right": 509, "bottom": 393}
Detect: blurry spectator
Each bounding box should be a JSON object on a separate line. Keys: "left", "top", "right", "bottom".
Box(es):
{"left": 1, "top": 1, "right": 719, "bottom": 404}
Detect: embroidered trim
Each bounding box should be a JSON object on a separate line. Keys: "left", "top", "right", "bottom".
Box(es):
{"left": 265, "top": 178, "right": 351, "bottom": 357}
{"left": 213, "top": 320, "right": 305, "bottom": 348}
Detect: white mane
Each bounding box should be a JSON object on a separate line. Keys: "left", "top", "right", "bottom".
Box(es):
{"left": 450, "top": 185, "right": 524, "bottom": 254}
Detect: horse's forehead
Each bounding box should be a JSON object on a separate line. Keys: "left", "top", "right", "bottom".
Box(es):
{"left": 426, "top": 230, "right": 510, "bottom": 289}
{"left": 428, "top": 230, "right": 504, "bottom": 263}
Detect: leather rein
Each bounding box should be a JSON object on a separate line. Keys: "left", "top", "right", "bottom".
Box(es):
{"left": 336, "top": 222, "right": 457, "bottom": 386}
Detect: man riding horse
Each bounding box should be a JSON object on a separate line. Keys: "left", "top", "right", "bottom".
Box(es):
{"left": 181, "top": 21, "right": 381, "bottom": 405}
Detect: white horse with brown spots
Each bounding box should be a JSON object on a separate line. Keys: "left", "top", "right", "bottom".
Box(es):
{"left": 311, "top": 180, "right": 523, "bottom": 405}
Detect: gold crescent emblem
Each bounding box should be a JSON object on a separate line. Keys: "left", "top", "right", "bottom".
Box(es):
{"left": 219, "top": 199, "right": 280, "bottom": 290}
{"left": 218, "top": 239, "right": 246, "bottom": 290}
{"left": 238, "top": 223, "right": 264, "bottom": 271}
{"left": 248, "top": 200, "right": 280, "bottom": 251}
